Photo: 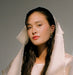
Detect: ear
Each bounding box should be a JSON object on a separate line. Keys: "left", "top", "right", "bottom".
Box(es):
{"left": 50, "top": 25, "right": 55, "bottom": 34}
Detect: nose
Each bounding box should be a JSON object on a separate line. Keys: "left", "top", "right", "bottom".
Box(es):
{"left": 32, "top": 27, "right": 37, "bottom": 35}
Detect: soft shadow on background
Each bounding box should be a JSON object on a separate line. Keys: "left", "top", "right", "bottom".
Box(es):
{"left": 0, "top": 0, "right": 73, "bottom": 74}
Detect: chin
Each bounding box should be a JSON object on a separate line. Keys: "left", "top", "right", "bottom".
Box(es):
{"left": 31, "top": 41, "right": 41, "bottom": 46}
{"left": 32, "top": 43, "right": 41, "bottom": 46}
{"left": 31, "top": 39, "right": 47, "bottom": 46}
{"left": 32, "top": 41, "right": 45, "bottom": 46}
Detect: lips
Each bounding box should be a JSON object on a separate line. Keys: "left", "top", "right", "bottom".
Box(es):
{"left": 32, "top": 36, "right": 40, "bottom": 40}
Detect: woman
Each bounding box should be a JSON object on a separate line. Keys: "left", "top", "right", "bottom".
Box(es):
{"left": 2, "top": 7, "right": 73, "bottom": 75}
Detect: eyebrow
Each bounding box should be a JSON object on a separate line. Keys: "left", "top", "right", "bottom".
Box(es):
{"left": 35, "top": 21, "right": 41, "bottom": 23}
{"left": 26, "top": 21, "right": 42, "bottom": 26}
{"left": 26, "top": 23, "right": 31, "bottom": 26}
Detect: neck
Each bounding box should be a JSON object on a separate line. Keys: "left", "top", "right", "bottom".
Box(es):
{"left": 35, "top": 44, "right": 48, "bottom": 64}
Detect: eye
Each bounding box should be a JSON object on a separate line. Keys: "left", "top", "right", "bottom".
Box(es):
{"left": 38, "top": 24, "right": 42, "bottom": 26}
{"left": 27, "top": 26, "right": 32, "bottom": 30}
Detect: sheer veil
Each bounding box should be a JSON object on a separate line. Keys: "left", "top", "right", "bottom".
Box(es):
{"left": 2, "top": 18, "right": 73, "bottom": 75}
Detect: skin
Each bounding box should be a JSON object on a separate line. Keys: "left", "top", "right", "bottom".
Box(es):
{"left": 26, "top": 12, "right": 55, "bottom": 64}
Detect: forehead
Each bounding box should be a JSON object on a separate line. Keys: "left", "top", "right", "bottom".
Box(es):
{"left": 26, "top": 12, "right": 47, "bottom": 24}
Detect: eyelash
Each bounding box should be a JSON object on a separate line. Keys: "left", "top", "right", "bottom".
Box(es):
{"left": 27, "top": 27, "right": 31, "bottom": 30}
{"left": 38, "top": 24, "right": 42, "bottom": 26}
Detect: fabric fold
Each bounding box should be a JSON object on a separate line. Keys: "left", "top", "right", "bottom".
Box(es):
{"left": 2, "top": 19, "right": 73, "bottom": 75}
{"left": 46, "top": 20, "right": 65, "bottom": 75}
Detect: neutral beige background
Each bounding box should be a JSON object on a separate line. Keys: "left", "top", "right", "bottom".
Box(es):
{"left": 0, "top": 0, "right": 73, "bottom": 74}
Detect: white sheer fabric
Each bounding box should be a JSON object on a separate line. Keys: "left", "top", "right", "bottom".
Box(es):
{"left": 2, "top": 19, "right": 73, "bottom": 75}
{"left": 31, "top": 64, "right": 44, "bottom": 75}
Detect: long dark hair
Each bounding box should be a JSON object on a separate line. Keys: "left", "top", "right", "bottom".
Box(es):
{"left": 21, "top": 7, "right": 56, "bottom": 75}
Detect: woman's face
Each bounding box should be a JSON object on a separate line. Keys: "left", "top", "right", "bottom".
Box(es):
{"left": 26, "top": 12, "right": 55, "bottom": 46}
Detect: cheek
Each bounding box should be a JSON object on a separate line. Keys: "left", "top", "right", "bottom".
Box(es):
{"left": 27, "top": 31, "right": 31, "bottom": 38}
{"left": 40, "top": 25, "right": 51, "bottom": 35}
{"left": 40, "top": 26, "right": 51, "bottom": 40}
